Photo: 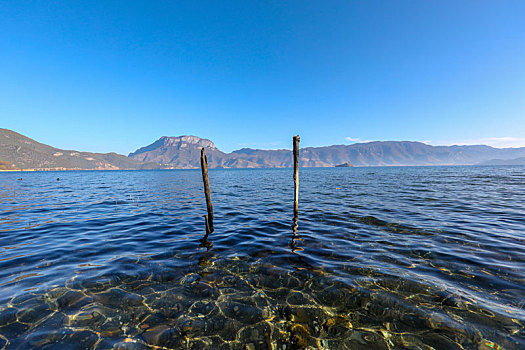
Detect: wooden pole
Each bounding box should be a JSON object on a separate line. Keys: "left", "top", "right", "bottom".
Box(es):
{"left": 200, "top": 148, "right": 214, "bottom": 234}
{"left": 293, "top": 135, "right": 300, "bottom": 216}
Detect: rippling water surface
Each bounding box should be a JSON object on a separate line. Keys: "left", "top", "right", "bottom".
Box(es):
{"left": 0, "top": 167, "right": 524, "bottom": 349}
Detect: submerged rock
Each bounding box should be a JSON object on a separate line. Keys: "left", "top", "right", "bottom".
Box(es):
{"left": 142, "top": 324, "right": 181, "bottom": 348}
{"left": 220, "top": 302, "right": 263, "bottom": 325}
{"left": 57, "top": 290, "right": 92, "bottom": 309}
{"left": 95, "top": 288, "right": 143, "bottom": 307}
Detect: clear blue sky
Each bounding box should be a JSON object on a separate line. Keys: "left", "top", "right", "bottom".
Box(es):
{"left": 1, "top": 1, "right": 524, "bottom": 154}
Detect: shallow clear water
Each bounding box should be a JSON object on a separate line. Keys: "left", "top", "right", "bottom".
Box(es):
{"left": 0, "top": 166, "right": 524, "bottom": 349}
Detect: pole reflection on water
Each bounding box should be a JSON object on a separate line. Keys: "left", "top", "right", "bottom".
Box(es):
{"left": 291, "top": 212, "right": 304, "bottom": 253}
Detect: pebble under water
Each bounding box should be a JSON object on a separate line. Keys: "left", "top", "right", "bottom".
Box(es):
{"left": 0, "top": 167, "right": 524, "bottom": 349}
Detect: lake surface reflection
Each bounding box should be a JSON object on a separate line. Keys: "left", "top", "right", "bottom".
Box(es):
{"left": 0, "top": 167, "right": 524, "bottom": 349}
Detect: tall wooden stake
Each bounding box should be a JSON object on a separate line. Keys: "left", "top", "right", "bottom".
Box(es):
{"left": 293, "top": 135, "right": 300, "bottom": 216}
{"left": 200, "top": 148, "right": 214, "bottom": 234}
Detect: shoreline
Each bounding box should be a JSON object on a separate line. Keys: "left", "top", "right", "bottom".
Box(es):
{"left": 0, "top": 164, "right": 519, "bottom": 173}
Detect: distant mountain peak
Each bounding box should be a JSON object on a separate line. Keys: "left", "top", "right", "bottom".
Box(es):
{"left": 128, "top": 135, "right": 219, "bottom": 166}
{"left": 158, "top": 135, "right": 216, "bottom": 149}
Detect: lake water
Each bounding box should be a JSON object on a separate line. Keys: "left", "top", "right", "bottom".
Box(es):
{"left": 0, "top": 167, "right": 524, "bottom": 349}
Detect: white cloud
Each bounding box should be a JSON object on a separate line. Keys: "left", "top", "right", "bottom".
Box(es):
{"left": 429, "top": 137, "right": 525, "bottom": 149}
{"left": 345, "top": 137, "right": 373, "bottom": 143}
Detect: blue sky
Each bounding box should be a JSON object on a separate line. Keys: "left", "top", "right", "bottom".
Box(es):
{"left": 1, "top": 1, "right": 524, "bottom": 154}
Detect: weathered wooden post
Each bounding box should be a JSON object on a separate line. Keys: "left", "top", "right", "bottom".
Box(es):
{"left": 291, "top": 135, "right": 301, "bottom": 252}
{"left": 200, "top": 148, "right": 214, "bottom": 234}
{"left": 293, "top": 135, "right": 300, "bottom": 216}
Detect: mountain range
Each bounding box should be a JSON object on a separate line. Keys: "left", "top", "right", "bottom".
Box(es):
{"left": 0, "top": 128, "right": 159, "bottom": 170}
{"left": 477, "top": 157, "right": 525, "bottom": 166}
{"left": 2, "top": 128, "right": 525, "bottom": 170}
{"left": 128, "top": 135, "right": 525, "bottom": 168}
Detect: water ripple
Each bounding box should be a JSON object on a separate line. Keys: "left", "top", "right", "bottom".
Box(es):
{"left": 0, "top": 167, "right": 524, "bottom": 348}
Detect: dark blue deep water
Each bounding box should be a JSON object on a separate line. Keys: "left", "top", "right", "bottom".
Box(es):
{"left": 0, "top": 167, "right": 524, "bottom": 349}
